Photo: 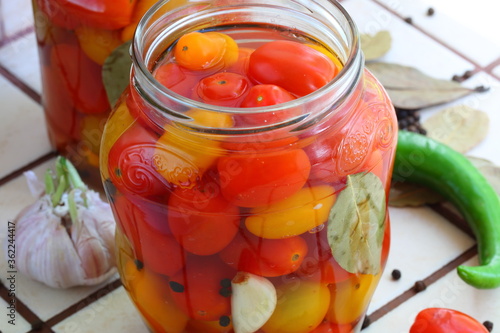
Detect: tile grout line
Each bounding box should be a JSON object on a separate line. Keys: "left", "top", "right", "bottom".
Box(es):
{"left": 369, "top": 0, "right": 500, "bottom": 80}
{"left": 44, "top": 279, "right": 122, "bottom": 329}
{"left": 0, "top": 26, "right": 35, "bottom": 48}
{"left": 0, "top": 151, "right": 57, "bottom": 187}
{"left": 365, "top": 245, "right": 478, "bottom": 328}
{"left": 0, "top": 279, "right": 53, "bottom": 333}
{"left": 0, "top": 63, "right": 41, "bottom": 104}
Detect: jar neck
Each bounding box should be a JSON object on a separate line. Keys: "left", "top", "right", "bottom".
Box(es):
{"left": 131, "top": 0, "right": 364, "bottom": 135}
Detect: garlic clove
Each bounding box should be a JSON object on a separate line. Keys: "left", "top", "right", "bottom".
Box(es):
{"left": 231, "top": 272, "right": 277, "bottom": 333}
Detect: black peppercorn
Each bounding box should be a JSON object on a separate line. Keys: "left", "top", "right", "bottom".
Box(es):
{"left": 391, "top": 269, "right": 402, "bottom": 280}
{"left": 483, "top": 320, "right": 494, "bottom": 332}
{"left": 219, "top": 315, "right": 231, "bottom": 327}
{"left": 414, "top": 280, "right": 427, "bottom": 292}
{"left": 426, "top": 7, "right": 435, "bottom": 16}
{"left": 404, "top": 17, "right": 413, "bottom": 24}
{"left": 169, "top": 281, "right": 185, "bottom": 293}
{"left": 134, "top": 259, "right": 144, "bottom": 270}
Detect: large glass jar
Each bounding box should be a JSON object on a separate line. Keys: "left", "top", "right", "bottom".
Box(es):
{"left": 101, "top": 0, "right": 398, "bottom": 332}
{"left": 31, "top": 0, "right": 170, "bottom": 187}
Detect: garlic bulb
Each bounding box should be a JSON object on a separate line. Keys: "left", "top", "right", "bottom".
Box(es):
{"left": 5, "top": 157, "right": 116, "bottom": 288}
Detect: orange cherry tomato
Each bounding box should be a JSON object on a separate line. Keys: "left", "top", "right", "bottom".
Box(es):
{"left": 123, "top": 261, "right": 188, "bottom": 333}
{"left": 174, "top": 32, "right": 226, "bottom": 70}
{"left": 195, "top": 72, "right": 251, "bottom": 107}
{"left": 167, "top": 185, "right": 240, "bottom": 256}
{"left": 248, "top": 40, "right": 338, "bottom": 97}
{"left": 54, "top": 0, "right": 137, "bottom": 30}
{"left": 205, "top": 32, "right": 239, "bottom": 68}
{"left": 410, "top": 308, "right": 489, "bottom": 333}
{"left": 75, "top": 26, "right": 122, "bottom": 65}
{"left": 169, "top": 256, "right": 235, "bottom": 321}
{"left": 50, "top": 44, "right": 110, "bottom": 114}
{"left": 219, "top": 230, "right": 308, "bottom": 277}
{"left": 217, "top": 148, "right": 311, "bottom": 207}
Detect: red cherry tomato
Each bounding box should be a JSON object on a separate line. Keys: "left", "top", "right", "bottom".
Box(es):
{"left": 217, "top": 148, "right": 311, "bottom": 207}
{"left": 154, "top": 62, "right": 201, "bottom": 98}
{"left": 169, "top": 256, "right": 235, "bottom": 321}
{"left": 195, "top": 72, "right": 251, "bottom": 107}
{"left": 310, "top": 322, "right": 353, "bottom": 333}
{"left": 410, "top": 308, "right": 489, "bottom": 333}
{"left": 248, "top": 40, "right": 338, "bottom": 97}
{"left": 53, "top": 0, "right": 136, "bottom": 29}
{"left": 237, "top": 84, "right": 299, "bottom": 126}
{"left": 50, "top": 44, "right": 109, "bottom": 114}
{"left": 219, "top": 230, "right": 308, "bottom": 277}
{"left": 108, "top": 122, "right": 171, "bottom": 198}
{"left": 167, "top": 185, "right": 240, "bottom": 255}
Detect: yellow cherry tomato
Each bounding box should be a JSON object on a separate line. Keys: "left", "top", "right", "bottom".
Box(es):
{"left": 75, "top": 26, "right": 123, "bottom": 65}
{"left": 186, "top": 318, "right": 233, "bottom": 333}
{"left": 123, "top": 261, "right": 189, "bottom": 333}
{"left": 326, "top": 273, "right": 380, "bottom": 324}
{"left": 245, "top": 185, "right": 336, "bottom": 239}
{"left": 205, "top": 32, "right": 239, "bottom": 68}
{"left": 174, "top": 32, "right": 226, "bottom": 70}
{"left": 262, "top": 280, "right": 330, "bottom": 333}
{"left": 100, "top": 99, "right": 136, "bottom": 179}
{"left": 154, "top": 109, "right": 233, "bottom": 188}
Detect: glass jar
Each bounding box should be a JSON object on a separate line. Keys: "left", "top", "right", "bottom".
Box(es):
{"left": 101, "top": 0, "right": 397, "bottom": 332}
{"left": 31, "top": 0, "right": 167, "bottom": 187}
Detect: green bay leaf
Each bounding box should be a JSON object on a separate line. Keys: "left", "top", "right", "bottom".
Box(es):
{"left": 366, "top": 62, "right": 474, "bottom": 109}
{"left": 327, "top": 172, "right": 386, "bottom": 275}
{"left": 361, "top": 30, "right": 392, "bottom": 61}
{"left": 102, "top": 40, "right": 132, "bottom": 107}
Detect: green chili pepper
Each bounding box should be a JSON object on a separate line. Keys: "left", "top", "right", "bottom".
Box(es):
{"left": 393, "top": 130, "right": 500, "bottom": 289}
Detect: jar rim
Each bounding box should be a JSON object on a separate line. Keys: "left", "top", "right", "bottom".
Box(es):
{"left": 131, "top": 0, "right": 363, "bottom": 131}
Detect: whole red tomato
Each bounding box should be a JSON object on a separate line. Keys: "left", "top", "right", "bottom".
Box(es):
{"left": 169, "top": 256, "right": 235, "bottom": 321}
{"left": 248, "top": 40, "right": 338, "bottom": 97}
{"left": 217, "top": 148, "right": 311, "bottom": 207}
{"left": 167, "top": 185, "right": 240, "bottom": 255}
{"left": 410, "top": 308, "right": 489, "bottom": 333}
{"left": 53, "top": 0, "right": 136, "bottom": 29}
{"left": 108, "top": 122, "right": 171, "bottom": 198}
{"left": 219, "top": 230, "right": 308, "bottom": 277}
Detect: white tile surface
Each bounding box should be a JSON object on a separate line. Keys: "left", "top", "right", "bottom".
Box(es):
{"left": 373, "top": 0, "right": 500, "bottom": 67}
{"left": 53, "top": 287, "right": 148, "bottom": 333}
{"left": 342, "top": 0, "right": 474, "bottom": 80}
{"left": 0, "top": 32, "right": 42, "bottom": 93}
{"left": 0, "top": 160, "right": 118, "bottom": 321}
{"left": 0, "top": 0, "right": 34, "bottom": 38}
{"left": 365, "top": 257, "right": 500, "bottom": 332}
{"left": 0, "top": 76, "right": 51, "bottom": 179}
{"left": 368, "top": 206, "right": 475, "bottom": 312}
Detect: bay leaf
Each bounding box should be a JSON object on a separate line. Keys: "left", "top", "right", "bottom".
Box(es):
{"left": 327, "top": 172, "right": 386, "bottom": 275}
{"left": 366, "top": 62, "right": 474, "bottom": 109}
{"left": 423, "top": 105, "right": 489, "bottom": 153}
{"left": 467, "top": 156, "right": 500, "bottom": 196}
{"left": 389, "top": 182, "right": 444, "bottom": 207}
{"left": 102, "top": 40, "right": 132, "bottom": 107}
{"left": 360, "top": 30, "right": 392, "bottom": 61}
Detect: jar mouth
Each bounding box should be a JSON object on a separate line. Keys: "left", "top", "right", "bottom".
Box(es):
{"left": 132, "top": 0, "right": 362, "bottom": 133}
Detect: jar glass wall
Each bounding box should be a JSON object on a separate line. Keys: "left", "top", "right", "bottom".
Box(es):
{"left": 102, "top": 1, "right": 398, "bottom": 332}
{"left": 31, "top": 0, "right": 165, "bottom": 187}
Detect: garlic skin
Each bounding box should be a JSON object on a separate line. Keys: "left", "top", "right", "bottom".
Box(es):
{"left": 6, "top": 159, "right": 116, "bottom": 289}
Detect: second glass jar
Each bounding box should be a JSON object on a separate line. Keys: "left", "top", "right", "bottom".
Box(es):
{"left": 101, "top": 0, "right": 398, "bottom": 332}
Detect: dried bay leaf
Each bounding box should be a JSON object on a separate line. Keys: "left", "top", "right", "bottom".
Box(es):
{"left": 366, "top": 62, "right": 474, "bottom": 109}
{"left": 102, "top": 40, "right": 132, "bottom": 107}
{"left": 361, "top": 30, "right": 392, "bottom": 61}
{"left": 423, "top": 105, "right": 489, "bottom": 153}
{"left": 468, "top": 156, "right": 500, "bottom": 196}
{"left": 327, "top": 172, "right": 386, "bottom": 275}
{"left": 389, "top": 182, "right": 444, "bottom": 207}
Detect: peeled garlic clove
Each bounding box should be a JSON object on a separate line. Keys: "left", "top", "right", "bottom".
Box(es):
{"left": 231, "top": 272, "right": 277, "bottom": 333}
